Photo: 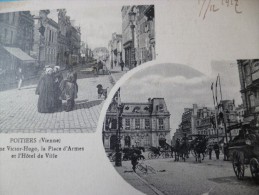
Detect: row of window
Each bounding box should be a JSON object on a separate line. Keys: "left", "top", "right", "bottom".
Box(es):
{"left": 106, "top": 118, "right": 165, "bottom": 130}
{"left": 0, "top": 13, "right": 16, "bottom": 25}
{"left": 45, "top": 29, "right": 57, "bottom": 44}
{"left": 46, "top": 48, "right": 56, "bottom": 64}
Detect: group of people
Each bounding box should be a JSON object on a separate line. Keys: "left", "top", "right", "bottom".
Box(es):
{"left": 208, "top": 142, "right": 220, "bottom": 160}
{"left": 36, "top": 66, "right": 78, "bottom": 113}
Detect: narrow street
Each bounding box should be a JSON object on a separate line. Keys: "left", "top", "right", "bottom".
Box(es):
{"left": 114, "top": 154, "right": 259, "bottom": 195}
{"left": 0, "top": 65, "right": 114, "bottom": 133}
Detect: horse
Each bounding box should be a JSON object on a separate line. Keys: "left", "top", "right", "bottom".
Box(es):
{"left": 174, "top": 139, "right": 189, "bottom": 162}
{"left": 192, "top": 136, "right": 208, "bottom": 163}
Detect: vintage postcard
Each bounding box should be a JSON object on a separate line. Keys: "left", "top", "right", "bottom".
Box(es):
{"left": 0, "top": 0, "right": 259, "bottom": 195}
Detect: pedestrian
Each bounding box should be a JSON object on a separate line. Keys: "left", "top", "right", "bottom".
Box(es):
{"left": 35, "top": 67, "right": 55, "bottom": 113}
{"left": 213, "top": 143, "right": 220, "bottom": 160}
{"left": 223, "top": 143, "right": 229, "bottom": 161}
{"left": 131, "top": 152, "right": 139, "bottom": 172}
{"left": 60, "top": 68, "right": 78, "bottom": 112}
{"left": 208, "top": 144, "right": 213, "bottom": 160}
{"left": 53, "top": 66, "right": 63, "bottom": 111}
{"left": 16, "top": 65, "right": 24, "bottom": 90}
{"left": 120, "top": 60, "right": 125, "bottom": 71}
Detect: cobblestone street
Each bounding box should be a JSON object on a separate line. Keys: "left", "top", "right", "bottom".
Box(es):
{"left": 0, "top": 73, "right": 113, "bottom": 133}
{"left": 113, "top": 153, "right": 259, "bottom": 195}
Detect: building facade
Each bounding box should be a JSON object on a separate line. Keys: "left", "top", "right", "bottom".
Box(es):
{"left": 103, "top": 98, "right": 171, "bottom": 150}
{"left": 108, "top": 33, "right": 122, "bottom": 69}
{"left": 57, "top": 9, "right": 70, "bottom": 68}
{"left": 0, "top": 11, "right": 35, "bottom": 88}
{"left": 32, "top": 10, "right": 52, "bottom": 67}
{"left": 237, "top": 59, "right": 259, "bottom": 128}
{"left": 121, "top": 5, "right": 155, "bottom": 70}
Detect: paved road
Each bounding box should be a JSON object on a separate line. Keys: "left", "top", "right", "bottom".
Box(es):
{"left": 0, "top": 72, "right": 113, "bottom": 133}
{"left": 114, "top": 154, "right": 259, "bottom": 195}
{"left": 106, "top": 61, "right": 129, "bottom": 83}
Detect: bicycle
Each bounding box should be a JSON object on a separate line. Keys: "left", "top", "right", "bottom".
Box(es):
{"left": 136, "top": 160, "right": 156, "bottom": 174}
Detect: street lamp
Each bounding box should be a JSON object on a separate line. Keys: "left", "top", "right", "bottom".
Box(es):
{"left": 115, "top": 104, "right": 124, "bottom": 167}
{"left": 128, "top": 9, "right": 136, "bottom": 70}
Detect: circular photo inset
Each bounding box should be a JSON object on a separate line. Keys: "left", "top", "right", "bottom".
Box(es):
{"left": 101, "top": 62, "right": 257, "bottom": 195}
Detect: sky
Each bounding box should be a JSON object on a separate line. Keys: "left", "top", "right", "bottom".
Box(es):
{"left": 65, "top": 6, "right": 122, "bottom": 49}
{"left": 119, "top": 62, "right": 242, "bottom": 137}
{"left": 33, "top": 6, "right": 122, "bottom": 50}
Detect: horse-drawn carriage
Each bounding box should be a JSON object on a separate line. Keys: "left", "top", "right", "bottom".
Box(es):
{"left": 228, "top": 126, "right": 259, "bottom": 183}
{"left": 188, "top": 134, "right": 209, "bottom": 163}
{"left": 148, "top": 138, "right": 173, "bottom": 159}
{"left": 122, "top": 147, "right": 145, "bottom": 161}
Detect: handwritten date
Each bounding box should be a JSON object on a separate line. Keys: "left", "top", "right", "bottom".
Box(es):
{"left": 199, "top": 0, "right": 242, "bottom": 20}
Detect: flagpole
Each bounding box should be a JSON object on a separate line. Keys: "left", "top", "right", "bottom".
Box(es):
{"left": 211, "top": 82, "right": 219, "bottom": 144}
{"left": 218, "top": 74, "right": 223, "bottom": 101}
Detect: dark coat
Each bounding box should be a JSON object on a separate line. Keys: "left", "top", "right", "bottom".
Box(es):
{"left": 36, "top": 74, "right": 55, "bottom": 113}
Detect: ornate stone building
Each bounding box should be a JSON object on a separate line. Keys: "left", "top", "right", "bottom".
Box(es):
{"left": 121, "top": 5, "right": 155, "bottom": 69}
{"left": 237, "top": 59, "right": 259, "bottom": 128}
{"left": 103, "top": 98, "right": 171, "bottom": 150}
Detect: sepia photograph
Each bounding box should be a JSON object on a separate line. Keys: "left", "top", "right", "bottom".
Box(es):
{"left": 0, "top": 5, "right": 155, "bottom": 133}
{"left": 102, "top": 61, "right": 259, "bottom": 195}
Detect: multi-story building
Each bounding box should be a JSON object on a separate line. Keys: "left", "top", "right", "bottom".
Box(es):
{"left": 108, "top": 33, "right": 122, "bottom": 69}
{"left": 181, "top": 108, "right": 193, "bottom": 135}
{"left": 237, "top": 59, "right": 259, "bottom": 128}
{"left": 196, "top": 107, "right": 215, "bottom": 136}
{"left": 32, "top": 10, "right": 58, "bottom": 67}
{"left": 121, "top": 5, "right": 155, "bottom": 69}
{"left": 45, "top": 18, "right": 58, "bottom": 66}
{"left": 68, "top": 23, "right": 81, "bottom": 65}
{"left": 0, "top": 11, "right": 35, "bottom": 87}
{"left": 103, "top": 98, "right": 171, "bottom": 150}
{"left": 173, "top": 104, "right": 217, "bottom": 143}
{"left": 57, "top": 9, "right": 70, "bottom": 68}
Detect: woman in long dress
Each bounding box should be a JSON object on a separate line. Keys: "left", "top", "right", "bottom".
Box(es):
{"left": 53, "top": 66, "right": 63, "bottom": 111}
{"left": 36, "top": 68, "right": 55, "bottom": 113}
{"left": 60, "top": 68, "right": 78, "bottom": 112}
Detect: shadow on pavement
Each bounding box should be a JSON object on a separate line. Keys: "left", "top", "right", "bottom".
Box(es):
{"left": 74, "top": 99, "right": 103, "bottom": 110}
{"left": 208, "top": 176, "right": 258, "bottom": 187}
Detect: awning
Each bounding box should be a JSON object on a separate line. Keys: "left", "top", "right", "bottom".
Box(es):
{"left": 3, "top": 46, "right": 36, "bottom": 63}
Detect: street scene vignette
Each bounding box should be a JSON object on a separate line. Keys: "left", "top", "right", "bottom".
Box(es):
{"left": 103, "top": 62, "right": 259, "bottom": 195}
{"left": 0, "top": 5, "right": 155, "bottom": 133}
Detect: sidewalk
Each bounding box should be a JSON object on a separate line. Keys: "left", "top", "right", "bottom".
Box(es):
{"left": 106, "top": 63, "right": 129, "bottom": 83}
{"left": 115, "top": 161, "right": 165, "bottom": 195}
{"left": 0, "top": 74, "right": 113, "bottom": 133}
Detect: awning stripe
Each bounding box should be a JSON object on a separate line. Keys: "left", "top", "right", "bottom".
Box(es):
{"left": 3, "top": 46, "right": 36, "bottom": 62}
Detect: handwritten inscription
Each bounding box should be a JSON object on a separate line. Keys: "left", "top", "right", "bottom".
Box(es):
{"left": 199, "top": 0, "right": 242, "bottom": 20}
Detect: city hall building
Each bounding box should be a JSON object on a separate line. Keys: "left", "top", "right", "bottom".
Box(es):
{"left": 103, "top": 98, "right": 171, "bottom": 150}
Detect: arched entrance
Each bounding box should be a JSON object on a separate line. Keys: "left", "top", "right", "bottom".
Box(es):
{"left": 125, "top": 136, "right": 131, "bottom": 147}
{"left": 110, "top": 135, "right": 117, "bottom": 150}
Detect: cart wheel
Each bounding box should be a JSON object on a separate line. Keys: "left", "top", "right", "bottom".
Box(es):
{"left": 148, "top": 152, "right": 153, "bottom": 159}
{"left": 250, "top": 158, "right": 259, "bottom": 184}
{"left": 232, "top": 151, "right": 245, "bottom": 180}
{"left": 165, "top": 152, "right": 170, "bottom": 158}
{"left": 162, "top": 152, "right": 170, "bottom": 159}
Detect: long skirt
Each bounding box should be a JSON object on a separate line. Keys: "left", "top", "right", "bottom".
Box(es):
{"left": 36, "top": 74, "right": 55, "bottom": 113}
